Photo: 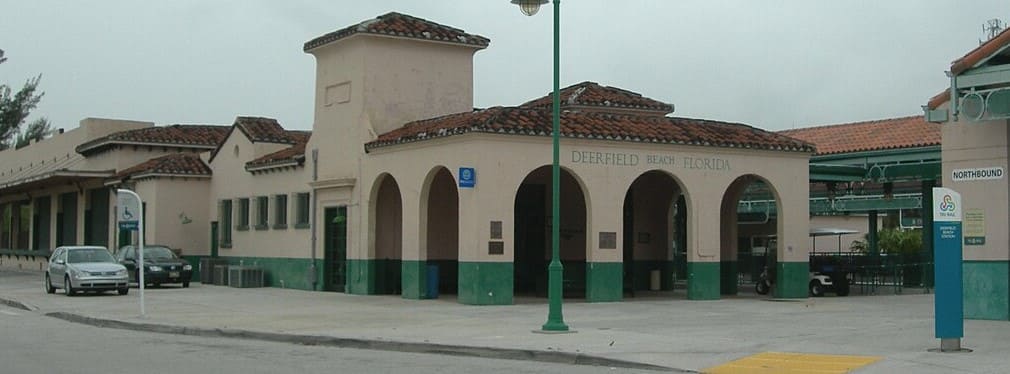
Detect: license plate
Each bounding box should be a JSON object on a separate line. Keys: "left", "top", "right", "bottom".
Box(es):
{"left": 169, "top": 272, "right": 180, "bottom": 278}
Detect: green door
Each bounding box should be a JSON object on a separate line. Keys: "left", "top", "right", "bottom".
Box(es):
{"left": 323, "top": 206, "right": 347, "bottom": 292}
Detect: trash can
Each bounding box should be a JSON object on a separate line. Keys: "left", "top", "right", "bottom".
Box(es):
{"left": 650, "top": 270, "right": 661, "bottom": 291}
{"left": 426, "top": 264, "right": 439, "bottom": 299}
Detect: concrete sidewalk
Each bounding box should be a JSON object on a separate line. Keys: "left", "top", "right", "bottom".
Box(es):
{"left": 2, "top": 270, "right": 1007, "bottom": 373}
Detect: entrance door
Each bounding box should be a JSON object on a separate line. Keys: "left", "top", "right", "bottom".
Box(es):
{"left": 323, "top": 206, "right": 347, "bottom": 292}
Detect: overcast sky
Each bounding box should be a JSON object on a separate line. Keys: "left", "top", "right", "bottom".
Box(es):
{"left": 1, "top": 1, "right": 1006, "bottom": 132}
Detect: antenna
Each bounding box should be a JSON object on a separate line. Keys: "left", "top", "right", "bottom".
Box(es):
{"left": 980, "top": 18, "right": 1005, "bottom": 44}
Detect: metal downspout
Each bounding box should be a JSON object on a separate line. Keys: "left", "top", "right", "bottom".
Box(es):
{"left": 310, "top": 148, "right": 319, "bottom": 290}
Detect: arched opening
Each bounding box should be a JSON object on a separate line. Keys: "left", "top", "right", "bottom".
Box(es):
{"left": 721, "top": 175, "right": 780, "bottom": 296}
{"left": 421, "top": 167, "right": 459, "bottom": 298}
{"left": 372, "top": 174, "right": 403, "bottom": 295}
{"left": 513, "top": 166, "right": 588, "bottom": 299}
{"left": 622, "top": 170, "right": 686, "bottom": 297}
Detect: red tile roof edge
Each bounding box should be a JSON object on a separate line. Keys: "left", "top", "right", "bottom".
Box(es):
{"left": 365, "top": 107, "right": 814, "bottom": 153}
{"left": 778, "top": 115, "right": 940, "bottom": 155}
{"left": 76, "top": 124, "right": 230, "bottom": 154}
{"left": 926, "top": 27, "right": 1010, "bottom": 109}
{"left": 304, "top": 12, "right": 490, "bottom": 52}
{"left": 114, "top": 153, "right": 211, "bottom": 179}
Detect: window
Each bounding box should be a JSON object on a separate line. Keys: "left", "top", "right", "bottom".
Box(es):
{"left": 294, "top": 192, "right": 310, "bottom": 229}
{"left": 219, "top": 200, "right": 232, "bottom": 247}
{"left": 237, "top": 198, "right": 249, "bottom": 231}
{"left": 274, "top": 194, "right": 288, "bottom": 229}
{"left": 255, "top": 196, "right": 269, "bottom": 230}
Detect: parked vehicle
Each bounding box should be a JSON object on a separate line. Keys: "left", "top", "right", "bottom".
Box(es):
{"left": 44, "top": 246, "right": 129, "bottom": 296}
{"left": 116, "top": 245, "right": 193, "bottom": 288}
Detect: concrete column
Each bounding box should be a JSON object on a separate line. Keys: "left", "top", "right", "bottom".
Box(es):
{"left": 688, "top": 192, "right": 720, "bottom": 300}
{"left": 48, "top": 193, "right": 58, "bottom": 250}
{"left": 585, "top": 187, "right": 623, "bottom": 302}
{"left": 76, "top": 190, "right": 86, "bottom": 245}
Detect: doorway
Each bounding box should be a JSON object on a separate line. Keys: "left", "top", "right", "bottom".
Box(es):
{"left": 324, "top": 206, "right": 347, "bottom": 292}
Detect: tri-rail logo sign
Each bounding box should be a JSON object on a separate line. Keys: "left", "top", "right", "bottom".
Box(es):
{"left": 933, "top": 188, "right": 962, "bottom": 222}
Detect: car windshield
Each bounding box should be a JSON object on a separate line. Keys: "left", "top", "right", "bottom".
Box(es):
{"left": 142, "top": 246, "right": 178, "bottom": 260}
{"left": 66, "top": 248, "right": 116, "bottom": 264}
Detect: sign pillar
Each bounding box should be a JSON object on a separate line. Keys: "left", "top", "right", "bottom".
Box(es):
{"left": 932, "top": 187, "right": 963, "bottom": 351}
{"left": 117, "top": 189, "right": 145, "bottom": 317}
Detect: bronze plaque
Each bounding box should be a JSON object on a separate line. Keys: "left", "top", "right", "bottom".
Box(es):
{"left": 490, "top": 221, "right": 503, "bottom": 239}
{"left": 599, "top": 232, "right": 617, "bottom": 249}
{"left": 488, "top": 241, "right": 504, "bottom": 255}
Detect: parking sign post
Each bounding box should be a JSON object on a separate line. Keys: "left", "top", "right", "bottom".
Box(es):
{"left": 117, "top": 189, "right": 145, "bottom": 317}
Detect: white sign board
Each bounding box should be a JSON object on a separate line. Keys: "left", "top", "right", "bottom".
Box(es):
{"left": 951, "top": 167, "right": 1004, "bottom": 182}
{"left": 117, "top": 192, "right": 140, "bottom": 230}
{"left": 933, "top": 187, "right": 962, "bottom": 222}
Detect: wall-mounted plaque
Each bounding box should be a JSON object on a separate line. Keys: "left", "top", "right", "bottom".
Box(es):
{"left": 489, "top": 241, "right": 504, "bottom": 255}
{"left": 490, "top": 221, "right": 503, "bottom": 239}
{"left": 599, "top": 232, "right": 617, "bottom": 249}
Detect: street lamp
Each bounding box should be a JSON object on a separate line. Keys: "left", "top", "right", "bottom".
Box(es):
{"left": 510, "top": 0, "right": 568, "bottom": 332}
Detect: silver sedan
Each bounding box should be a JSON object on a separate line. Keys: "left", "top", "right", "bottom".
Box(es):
{"left": 43, "top": 246, "right": 129, "bottom": 296}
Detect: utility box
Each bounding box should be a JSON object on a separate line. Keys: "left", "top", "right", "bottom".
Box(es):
{"left": 212, "top": 265, "right": 230, "bottom": 285}
{"left": 200, "top": 258, "right": 229, "bottom": 284}
{"left": 229, "top": 266, "right": 264, "bottom": 288}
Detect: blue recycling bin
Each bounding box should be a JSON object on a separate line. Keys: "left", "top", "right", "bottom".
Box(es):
{"left": 426, "top": 264, "right": 439, "bottom": 299}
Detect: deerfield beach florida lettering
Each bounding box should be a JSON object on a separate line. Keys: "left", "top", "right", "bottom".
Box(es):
{"left": 571, "top": 151, "right": 730, "bottom": 171}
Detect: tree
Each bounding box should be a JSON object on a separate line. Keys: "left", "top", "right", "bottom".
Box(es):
{"left": 0, "top": 75, "right": 51, "bottom": 150}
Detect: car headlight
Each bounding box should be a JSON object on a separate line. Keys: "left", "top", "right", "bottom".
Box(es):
{"left": 183, "top": 264, "right": 192, "bottom": 271}
{"left": 148, "top": 266, "right": 163, "bottom": 272}
{"left": 69, "top": 268, "right": 82, "bottom": 278}
{"left": 116, "top": 269, "right": 128, "bottom": 276}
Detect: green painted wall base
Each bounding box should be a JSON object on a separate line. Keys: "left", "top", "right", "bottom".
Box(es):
{"left": 458, "top": 261, "right": 512, "bottom": 305}
{"left": 401, "top": 260, "right": 426, "bottom": 300}
{"left": 776, "top": 261, "right": 809, "bottom": 299}
{"left": 964, "top": 261, "right": 1009, "bottom": 320}
{"left": 687, "top": 262, "right": 720, "bottom": 300}
{"left": 720, "top": 261, "right": 737, "bottom": 295}
{"left": 199, "top": 256, "right": 323, "bottom": 291}
{"left": 586, "top": 262, "right": 622, "bottom": 302}
{"left": 347, "top": 259, "right": 376, "bottom": 295}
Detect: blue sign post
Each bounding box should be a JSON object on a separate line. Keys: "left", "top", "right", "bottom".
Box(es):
{"left": 458, "top": 167, "right": 475, "bottom": 188}
{"left": 932, "top": 187, "right": 963, "bottom": 352}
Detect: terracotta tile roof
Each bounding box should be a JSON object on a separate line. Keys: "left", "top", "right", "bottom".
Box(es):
{"left": 235, "top": 117, "right": 302, "bottom": 144}
{"left": 366, "top": 106, "right": 813, "bottom": 153}
{"left": 76, "top": 124, "right": 229, "bottom": 154}
{"left": 304, "top": 12, "right": 490, "bottom": 52}
{"left": 778, "top": 115, "right": 940, "bottom": 155}
{"left": 926, "top": 27, "right": 1010, "bottom": 109}
{"left": 521, "top": 82, "right": 674, "bottom": 115}
{"left": 114, "top": 153, "right": 211, "bottom": 179}
{"left": 246, "top": 131, "right": 311, "bottom": 170}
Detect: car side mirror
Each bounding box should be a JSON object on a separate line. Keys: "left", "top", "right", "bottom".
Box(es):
{"left": 55, "top": 259, "right": 65, "bottom": 265}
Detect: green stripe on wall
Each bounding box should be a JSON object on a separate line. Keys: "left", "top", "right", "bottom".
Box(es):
{"left": 347, "top": 259, "right": 376, "bottom": 295}
{"left": 458, "top": 261, "right": 512, "bottom": 305}
{"left": 964, "top": 261, "right": 1009, "bottom": 320}
{"left": 401, "top": 260, "right": 425, "bottom": 300}
{"left": 687, "top": 262, "right": 720, "bottom": 300}
{"left": 586, "top": 262, "right": 622, "bottom": 302}
{"left": 776, "top": 261, "right": 809, "bottom": 299}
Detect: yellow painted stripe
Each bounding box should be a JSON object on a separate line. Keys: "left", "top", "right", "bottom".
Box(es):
{"left": 704, "top": 352, "right": 882, "bottom": 374}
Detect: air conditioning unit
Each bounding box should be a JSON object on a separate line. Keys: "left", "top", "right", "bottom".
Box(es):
{"left": 228, "top": 266, "right": 264, "bottom": 288}
{"left": 212, "top": 265, "right": 230, "bottom": 285}
{"left": 200, "top": 258, "right": 229, "bottom": 284}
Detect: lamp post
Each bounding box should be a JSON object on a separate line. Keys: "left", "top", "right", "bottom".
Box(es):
{"left": 510, "top": 0, "right": 568, "bottom": 332}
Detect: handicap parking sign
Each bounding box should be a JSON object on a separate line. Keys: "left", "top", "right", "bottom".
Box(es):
{"left": 459, "top": 167, "right": 475, "bottom": 188}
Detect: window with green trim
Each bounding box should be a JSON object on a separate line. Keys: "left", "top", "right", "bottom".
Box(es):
{"left": 255, "top": 196, "right": 268, "bottom": 230}
{"left": 274, "top": 194, "right": 288, "bottom": 229}
{"left": 237, "top": 198, "right": 250, "bottom": 231}
{"left": 294, "top": 192, "right": 310, "bottom": 229}
{"left": 220, "top": 200, "right": 233, "bottom": 247}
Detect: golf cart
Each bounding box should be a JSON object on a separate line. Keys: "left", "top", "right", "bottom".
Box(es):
{"left": 754, "top": 228, "right": 854, "bottom": 297}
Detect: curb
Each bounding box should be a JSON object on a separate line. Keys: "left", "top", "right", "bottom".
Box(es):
{"left": 47, "top": 311, "right": 686, "bottom": 372}
{"left": 0, "top": 297, "right": 34, "bottom": 312}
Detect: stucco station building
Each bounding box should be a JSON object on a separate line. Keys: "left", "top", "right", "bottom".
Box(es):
{"left": 2, "top": 12, "right": 821, "bottom": 304}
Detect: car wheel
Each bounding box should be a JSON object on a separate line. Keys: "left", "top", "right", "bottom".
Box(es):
{"left": 809, "top": 280, "right": 824, "bottom": 297}
{"left": 64, "top": 276, "right": 75, "bottom": 297}
{"left": 182, "top": 281, "right": 190, "bottom": 288}
{"left": 118, "top": 288, "right": 129, "bottom": 295}
{"left": 44, "top": 273, "right": 56, "bottom": 294}
{"left": 755, "top": 280, "right": 770, "bottom": 295}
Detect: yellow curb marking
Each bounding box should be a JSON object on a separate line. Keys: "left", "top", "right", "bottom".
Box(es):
{"left": 704, "top": 352, "right": 882, "bottom": 374}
